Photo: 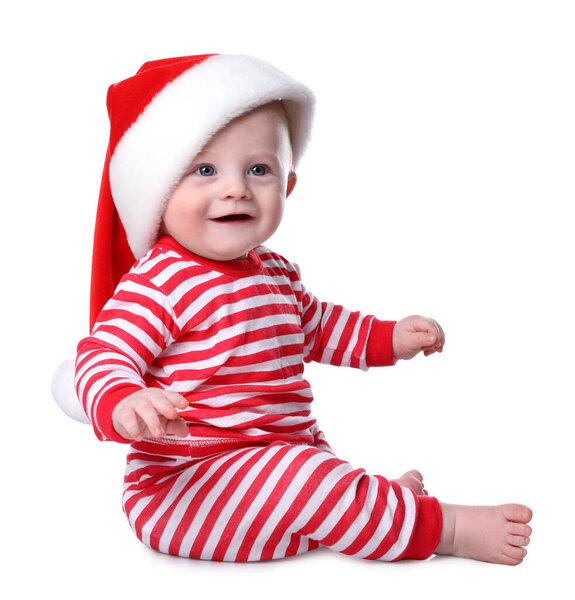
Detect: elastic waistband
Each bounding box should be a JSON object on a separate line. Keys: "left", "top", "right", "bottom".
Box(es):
{"left": 129, "top": 435, "right": 267, "bottom": 458}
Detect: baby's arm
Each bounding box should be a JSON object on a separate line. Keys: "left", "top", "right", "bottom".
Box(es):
{"left": 392, "top": 315, "right": 445, "bottom": 361}
{"left": 112, "top": 388, "right": 189, "bottom": 441}
{"left": 75, "top": 269, "right": 184, "bottom": 442}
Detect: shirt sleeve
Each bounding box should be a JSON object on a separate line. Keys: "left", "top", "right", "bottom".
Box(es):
{"left": 297, "top": 280, "right": 396, "bottom": 370}
{"left": 75, "top": 272, "right": 181, "bottom": 443}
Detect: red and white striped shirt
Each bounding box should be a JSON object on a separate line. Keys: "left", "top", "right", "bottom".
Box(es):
{"left": 76, "top": 236, "right": 395, "bottom": 445}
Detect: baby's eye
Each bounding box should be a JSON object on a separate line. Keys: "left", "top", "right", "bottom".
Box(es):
{"left": 249, "top": 165, "right": 268, "bottom": 176}
{"left": 196, "top": 165, "right": 215, "bottom": 176}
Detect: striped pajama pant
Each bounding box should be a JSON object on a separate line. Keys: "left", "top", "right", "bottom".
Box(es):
{"left": 122, "top": 431, "right": 434, "bottom": 562}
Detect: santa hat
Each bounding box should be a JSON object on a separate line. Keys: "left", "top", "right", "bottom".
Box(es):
{"left": 52, "top": 54, "right": 315, "bottom": 423}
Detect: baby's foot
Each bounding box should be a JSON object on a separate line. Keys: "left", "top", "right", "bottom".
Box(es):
{"left": 392, "top": 470, "right": 428, "bottom": 496}
{"left": 435, "top": 503, "right": 533, "bottom": 565}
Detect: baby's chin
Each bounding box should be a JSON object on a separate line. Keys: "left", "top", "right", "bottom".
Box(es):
{"left": 194, "top": 245, "right": 253, "bottom": 262}
{"left": 201, "top": 236, "right": 271, "bottom": 261}
{"left": 212, "top": 251, "right": 251, "bottom": 261}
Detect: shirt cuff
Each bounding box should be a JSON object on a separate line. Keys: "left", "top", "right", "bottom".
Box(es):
{"left": 366, "top": 319, "right": 396, "bottom": 367}
{"left": 396, "top": 495, "right": 443, "bottom": 560}
{"left": 93, "top": 383, "right": 145, "bottom": 443}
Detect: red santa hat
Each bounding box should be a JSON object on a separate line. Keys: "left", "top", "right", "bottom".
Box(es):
{"left": 92, "top": 53, "right": 315, "bottom": 330}
{"left": 52, "top": 54, "right": 315, "bottom": 423}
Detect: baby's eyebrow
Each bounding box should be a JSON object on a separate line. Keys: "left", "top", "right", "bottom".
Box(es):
{"left": 246, "top": 151, "right": 282, "bottom": 163}
{"left": 189, "top": 152, "right": 212, "bottom": 163}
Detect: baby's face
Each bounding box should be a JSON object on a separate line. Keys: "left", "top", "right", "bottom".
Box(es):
{"left": 161, "top": 103, "right": 296, "bottom": 261}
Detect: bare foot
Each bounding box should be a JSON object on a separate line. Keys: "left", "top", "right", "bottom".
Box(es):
{"left": 435, "top": 503, "right": 533, "bottom": 565}
{"left": 392, "top": 470, "right": 428, "bottom": 496}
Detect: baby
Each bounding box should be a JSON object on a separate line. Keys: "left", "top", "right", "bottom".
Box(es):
{"left": 59, "top": 54, "right": 532, "bottom": 564}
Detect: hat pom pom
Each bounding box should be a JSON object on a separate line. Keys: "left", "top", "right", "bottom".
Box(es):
{"left": 51, "top": 359, "right": 90, "bottom": 424}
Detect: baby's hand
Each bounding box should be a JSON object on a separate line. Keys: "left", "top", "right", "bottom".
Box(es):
{"left": 393, "top": 315, "right": 445, "bottom": 361}
{"left": 112, "top": 388, "right": 189, "bottom": 441}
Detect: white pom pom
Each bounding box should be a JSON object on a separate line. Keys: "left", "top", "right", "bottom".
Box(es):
{"left": 51, "top": 358, "right": 90, "bottom": 424}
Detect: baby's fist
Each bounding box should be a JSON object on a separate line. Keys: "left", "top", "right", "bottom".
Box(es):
{"left": 392, "top": 315, "right": 445, "bottom": 361}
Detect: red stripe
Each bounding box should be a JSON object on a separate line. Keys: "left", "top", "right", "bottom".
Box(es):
{"left": 188, "top": 447, "right": 267, "bottom": 558}
{"left": 329, "top": 310, "right": 359, "bottom": 367}
{"left": 77, "top": 242, "right": 377, "bottom": 444}
{"left": 131, "top": 476, "right": 181, "bottom": 544}
{"left": 210, "top": 444, "right": 293, "bottom": 561}
{"left": 164, "top": 449, "right": 254, "bottom": 556}
{"left": 159, "top": 320, "right": 300, "bottom": 360}
{"left": 340, "top": 475, "right": 388, "bottom": 556}
{"left": 303, "top": 469, "right": 369, "bottom": 547}
{"left": 176, "top": 281, "right": 297, "bottom": 327}
{"left": 234, "top": 446, "right": 318, "bottom": 562}
{"left": 122, "top": 444, "right": 422, "bottom": 563}
{"left": 350, "top": 317, "right": 373, "bottom": 369}
{"left": 365, "top": 479, "right": 406, "bottom": 559}
{"left": 259, "top": 454, "right": 343, "bottom": 560}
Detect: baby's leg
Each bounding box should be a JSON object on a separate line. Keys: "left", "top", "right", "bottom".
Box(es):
{"left": 122, "top": 442, "right": 439, "bottom": 562}
{"left": 435, "top": 503, "right": 533, "bottom": 566}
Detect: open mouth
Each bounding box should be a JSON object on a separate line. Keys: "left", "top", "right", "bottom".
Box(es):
{"left": 212, "top": 214, "right": 252, "bottom": 222}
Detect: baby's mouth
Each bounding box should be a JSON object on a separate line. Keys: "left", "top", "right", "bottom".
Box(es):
{"left": 212, "top": 214, "right": 252, "bottom": 222}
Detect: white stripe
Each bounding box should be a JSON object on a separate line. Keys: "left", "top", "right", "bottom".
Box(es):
{"left": 167, "top": 372, "right": 308, "bottom": 394}
{"left": 76, "top": 350, "right": 137, "bottom": 400}
{"left": 329, "top": 477, "right": 379, "bottom": 554}
{"left": 149, "top": 333, "right": 303, "bottom": 378}
{"left": 246, "top": 448, "right": 332, "bottom": 561}
{"left": 110, "top": 278, "right": 179, "bottom": 333}
{"left": 199, "top": 445, "right": 284, "bottom": 559}
{"left": 305, "top": 470, "right": 364, "bottom": 542}
{"left": 380, "top": 487, "right": 417, "bottom": 561}
{"left": 125, "top": 493, "right": 157, "bottom": 534}
{"left": 175, "top": 449, "right": 258, "bottom": 557}
{"left": 332, "top": 477, "right": 387, "bottom": 557}
{"left": 92, "top": 329, "right": 151, "bottom": 373}
{"left": 155, "top": 326, "right": 301, "bottom": 371}
{"left": 135, "top": 249, "right": 179, "bottom": 275}
{"left": 216, "top": 353, "right": 302, "bottom": 376}
{"left": 182, "top": 388, "right": 313, "bottom": 409}
{"left": 178, "top": 283, "right": 297, "bottom": 330}
{"left": 272, "top": 462, "right": 355, "bottom": 559}
{"left": 165, "top": 269, "right": 222, "bottom": 305}
{"left": 155, "top": 448, "right": 249, "bottom": 555}
{"left": 223, "top": 445, "right": 311, "bottom": 561}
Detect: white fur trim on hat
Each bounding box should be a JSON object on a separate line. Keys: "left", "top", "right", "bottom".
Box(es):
{"left": 51, "top": 359, "right": 90, "bottom": 424}
{"left": 109, "top": 54, "right": 315, "bottom": 259}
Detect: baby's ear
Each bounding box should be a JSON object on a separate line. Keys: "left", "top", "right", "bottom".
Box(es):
{"left": 286, "top": 172, "right": 297, "bottom": 197}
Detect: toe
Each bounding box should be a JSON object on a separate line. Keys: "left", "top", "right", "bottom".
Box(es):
{"left": 503, "top": 544, "right": 528, "bottom": 564}
{"left": 507, "top": 521, "right": 532, "bottom": 538}
{"left": 501, "top": 503, "right": 533, "bottom": 524}
{"left": 500, "top": 555, "right": 523, "bottom": 567}
{"left": 508, "top": 534, "right": 530, "bottom": 547}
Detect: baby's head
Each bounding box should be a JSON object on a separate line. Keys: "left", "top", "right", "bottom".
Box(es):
{"left": 89, "top": 54, "right": 314, "bottom": 326}
{"left": 161, "top": 101, "right": 296, "bottom": 261}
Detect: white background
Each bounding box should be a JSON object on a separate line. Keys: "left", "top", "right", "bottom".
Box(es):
{"left": 2, "top": 1, "right": 573, "bottom": 598}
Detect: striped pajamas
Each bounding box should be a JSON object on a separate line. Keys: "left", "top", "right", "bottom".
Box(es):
{"left": 76, "top": 235, "right": 442, "bottom": 561}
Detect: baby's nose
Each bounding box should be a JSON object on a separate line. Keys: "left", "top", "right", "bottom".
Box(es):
{"left": 220, "top": 176, "right": 251, "bottom": 200}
